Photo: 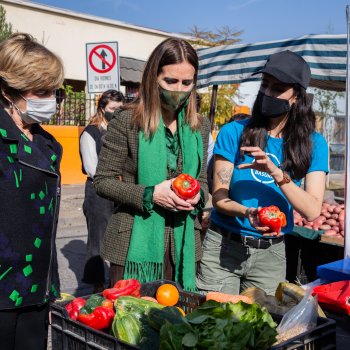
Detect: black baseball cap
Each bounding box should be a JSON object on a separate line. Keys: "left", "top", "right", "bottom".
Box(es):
{"left": 252, "top": 50, "right": 311, "bottom": 89}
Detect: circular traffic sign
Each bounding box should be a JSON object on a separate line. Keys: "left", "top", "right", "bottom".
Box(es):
{"left": 88, "top": 44, "right": 117, "bottom": 73}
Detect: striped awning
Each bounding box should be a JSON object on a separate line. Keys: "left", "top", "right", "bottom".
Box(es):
{"left": 197, "top": 34, "right": 347, "bottom": 91}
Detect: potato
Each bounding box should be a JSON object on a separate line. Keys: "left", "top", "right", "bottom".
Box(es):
{"left": 321, "top": 211, "right": 331, "bottom": 218}
{"left": 333, "top": 206, "right": 342, "bottom": 214}
{"left": 313, "top": 216, "right": 326, "bottom": 226}
{"left": 328, "top": 205, "right": 335, "bottom": 213}
{"left": 323, "top": 230, "right": 337, "bottom": 236}
{"left": 325, "top": 219, "right": 337, "bottom": 226}
{"left": 331, "top": 213, "right": 338, "bottom": 220}
{"left": 319, "top": 224, "right": 331, "bottom": 231}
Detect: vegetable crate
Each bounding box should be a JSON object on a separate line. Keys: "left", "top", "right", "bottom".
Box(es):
{"left": 51, "top": 280, "right": 336, "bottom": 350}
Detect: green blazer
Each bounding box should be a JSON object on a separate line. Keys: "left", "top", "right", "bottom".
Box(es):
{"left": 94, "top": 108, "right": 210, "bottom": 266}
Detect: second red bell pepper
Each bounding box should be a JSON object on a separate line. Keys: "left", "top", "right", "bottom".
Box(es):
{"left": 172, "top": 173, "right": 200, "bottom": 200}
{"left": 258, "top": 205, "right": 287, "bottom": 233}
{"left": 77, "top": 306, "right": 115, "bottom": 330}
{"left": 102, "top": 279, "right": 141, "bottom": 302}
{"left": 65, "top": 297, "right": 86, "bottom": 320}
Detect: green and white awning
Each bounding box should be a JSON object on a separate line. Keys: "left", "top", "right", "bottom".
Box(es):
{"left": 197, "top": 34, "right": 346, "bottom": 91}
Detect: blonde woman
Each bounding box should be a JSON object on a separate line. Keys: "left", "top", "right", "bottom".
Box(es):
{"left": 94, "top": 38, "right": 210, "bottom": 291}
{"left": 0, "top": 33, "right": 64, "bottom": 349}
{"left": 79, "top": 90, "right": 125, "bottom": 292}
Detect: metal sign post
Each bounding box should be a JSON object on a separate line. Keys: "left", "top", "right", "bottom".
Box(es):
{"left": 344, "top": 6, "right": 350, "bottom": 258}
{"left": 86, "top": 42, "right": 120, "bottom": 93}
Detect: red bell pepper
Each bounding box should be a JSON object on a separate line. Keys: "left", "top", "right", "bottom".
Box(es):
{"left": 172, "top": 173, "right": 200, "bottom": 200}
{"left": 102, "top": 278, "right": 141, "bottom": 302}
{"left": 77, "top": 306, "right": 115, "bottom": 330}
{"left": 65, "top": 297, "right": 86, "bottom": 320}
{"left": 258, "top": 205, "right": 287, "bottom": 233}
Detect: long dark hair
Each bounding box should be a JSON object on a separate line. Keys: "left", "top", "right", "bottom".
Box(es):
{"left": 89, "top": 90, "right": 125, "bottom": 126}
{"left": 129, "top": 37, "right": 199, "bottom": 137}
{"left": 240, "top": 85, "right": 315, "bottom": 179}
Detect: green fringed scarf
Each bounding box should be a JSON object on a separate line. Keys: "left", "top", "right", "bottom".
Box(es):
{"left": 124, "top": 107, "right": 203, "bottom": 291}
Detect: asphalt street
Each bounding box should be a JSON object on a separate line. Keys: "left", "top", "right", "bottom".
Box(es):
{"left": 56, "top": 183, "right": 106, "bottom": 297}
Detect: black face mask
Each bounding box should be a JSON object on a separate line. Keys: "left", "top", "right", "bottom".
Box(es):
{"left": 104, "top": 111, "right": 114, "bottom": 122}
{"left": 256, "top": 91, "right": 291, "bottom": 119}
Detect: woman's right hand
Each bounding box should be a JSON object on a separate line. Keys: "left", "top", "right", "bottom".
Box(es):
{"left": 245, "top": 207, "right": 281, "bottom": 236}
{"left": 153, "top": 179, "right": 194, "bottom": 211}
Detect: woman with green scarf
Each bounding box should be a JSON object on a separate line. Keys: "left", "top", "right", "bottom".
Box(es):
{"left": 94, "top": 38, "right": 210, "bottom": 291}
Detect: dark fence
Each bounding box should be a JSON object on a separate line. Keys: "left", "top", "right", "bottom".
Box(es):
{"left": 46, "top": 91, "right": 135, "bottom": 126}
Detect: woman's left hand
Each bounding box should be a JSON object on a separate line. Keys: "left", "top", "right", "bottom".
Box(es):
{"left": 185, "top": 191, "right": 201, "bottom": 206}
{"left": 238, "top": 146, "right": 279, "bottom": 175}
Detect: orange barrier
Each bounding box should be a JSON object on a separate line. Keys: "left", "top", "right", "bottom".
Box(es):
{"left": 42, "top": 125, "right": 86, "bottom": 185}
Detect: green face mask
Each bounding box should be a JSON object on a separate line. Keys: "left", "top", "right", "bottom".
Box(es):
{"left": 159, "top": 86, "right": 192, "bottom": 112}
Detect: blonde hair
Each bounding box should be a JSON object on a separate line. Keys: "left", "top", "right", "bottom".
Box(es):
{"left": 129, "top": 37, "right": 200, "bottom": 138}
{"left": 0, "top": 33, "right": 64, "bottom": 105}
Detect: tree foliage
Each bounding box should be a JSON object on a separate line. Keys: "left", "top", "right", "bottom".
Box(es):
{"left": 312, "top": 88, "right": 345, "bottom": 118}
{"left": 184, "top": 25, "right": 243, "bottom": 47}
{"left": 0, "top": 5, "right": 13, "bottom": 42}
{"left": 199, "top": 84, "right": 239, "bottom": 126}
{"left": 184, "top": 25, "right": 243, "bottom": 126}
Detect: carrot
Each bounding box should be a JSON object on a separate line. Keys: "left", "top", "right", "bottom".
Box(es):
{"left": 141, "top": 296, "right": 158, "bottom": 303}
{"left": 206, "top": 292, "right": 252, "bottom": 304}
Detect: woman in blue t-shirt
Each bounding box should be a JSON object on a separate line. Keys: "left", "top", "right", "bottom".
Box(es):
{"left": 196, "top": 50, "right": 328, "bottom": 295}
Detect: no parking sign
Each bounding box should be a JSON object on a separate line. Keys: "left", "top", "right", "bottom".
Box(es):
{"left": 86, "top": 42, "right": 120, "bottom": 93}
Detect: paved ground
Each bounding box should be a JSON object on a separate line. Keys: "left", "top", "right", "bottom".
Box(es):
{"left": 56, "top": 183, "right": 93, "bottom": 297}
{"left": 49, "top": 183, "right": 91, "bottom": 350}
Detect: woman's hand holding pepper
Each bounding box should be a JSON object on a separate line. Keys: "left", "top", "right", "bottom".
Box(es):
{"left": 154, "top": 179, "right": 194, "bottom": 211}
{"left": 245, "top": 207, "right": 282, "bottom": 237}
{"left": 185, "top": 191, "right": 201, "bottom": 206}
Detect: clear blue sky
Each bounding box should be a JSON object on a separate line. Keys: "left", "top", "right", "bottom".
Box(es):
{"left": 32, "top": 0, "right": 348, "bottom": 44}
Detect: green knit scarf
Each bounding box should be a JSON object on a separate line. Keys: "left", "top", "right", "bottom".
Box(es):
{"left": 124, "top": 108, "right": 203, "bottom": 291}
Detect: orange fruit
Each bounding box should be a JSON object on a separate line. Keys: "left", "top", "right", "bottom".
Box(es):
{"left": 176, "top": 306, "right": 186, "bottom": 316}
{"left": 156, "top": 284, "right": 179, "bottom": 306}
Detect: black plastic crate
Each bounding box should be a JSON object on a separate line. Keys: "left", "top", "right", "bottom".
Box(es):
{"left": 51, "top": 280, "right": 336, "bottom": 350}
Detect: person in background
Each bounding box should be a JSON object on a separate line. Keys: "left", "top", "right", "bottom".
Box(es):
{"left": 229, "top": 112, "right": 251, "bottom": 123}
{"left": 80, "top": 89, "right": 125, "bottom": 293}
{"left": 0, "top": 33, "right": 64, "bottom": 350}
{"left": 94, "top": 38, "right": 210, "bottom": 291}
{"left": 197, "top": 50, "right": 328, "bottom": 295}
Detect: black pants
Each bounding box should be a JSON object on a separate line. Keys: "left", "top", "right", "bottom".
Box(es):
{"left": 0, "top": 303, "right": 49, "bottom": 350}
{"left": 82, "top": 179, "right": 114, "bottom": 284}
{"left": 285, "top": 234, "right": 320, "bottom": 283}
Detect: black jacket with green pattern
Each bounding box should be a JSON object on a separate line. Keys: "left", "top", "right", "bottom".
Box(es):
{"left": 0, "top": 108, "right": 61, "bottom": 310}
{"left": 94, "top": 109, "right": 210, "bottom": 266}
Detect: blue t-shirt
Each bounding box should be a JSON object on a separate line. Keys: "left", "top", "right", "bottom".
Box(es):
{"left": 211, "top": 119, "right": 329, "bottom": 237}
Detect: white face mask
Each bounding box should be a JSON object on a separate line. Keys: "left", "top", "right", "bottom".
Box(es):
{"left": 14, "top": 96, "right": 57, "bottom": 124}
